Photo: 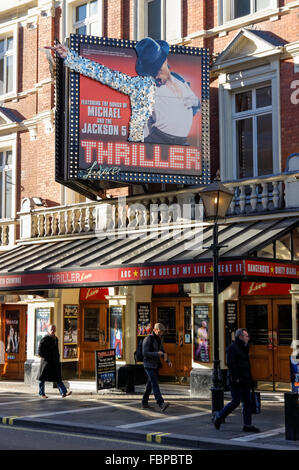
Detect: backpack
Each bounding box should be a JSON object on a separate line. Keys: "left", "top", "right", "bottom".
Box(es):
{"left": 134, "top": 335, "right": 154, "bottom": 363}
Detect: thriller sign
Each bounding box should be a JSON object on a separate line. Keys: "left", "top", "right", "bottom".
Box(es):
{"left": 55, "top": 35, "right": 210, "bottom": 195}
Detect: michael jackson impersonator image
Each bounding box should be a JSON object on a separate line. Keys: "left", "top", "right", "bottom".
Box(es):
{"left": 46, "top": 37, "right": 200, "bottom": 146}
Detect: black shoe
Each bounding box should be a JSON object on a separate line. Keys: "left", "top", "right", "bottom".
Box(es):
{"left": 242, "top": 425, "right": 260, "bottom": 433}
{"left": 159, "top": 402, "right": 169, "bottom": 412}
{"left": 142, "top": 403, "right": 149, "bottom": 409}
{"left": 213, "top": 414, "right": 221, "bottom": 430}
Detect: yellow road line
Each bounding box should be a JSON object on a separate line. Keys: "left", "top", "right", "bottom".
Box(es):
{"left": 2, "top": 416, "right": 19, "bottom": 425}
{"left": 146, "top": 431, "right": 171, "bottom": 443}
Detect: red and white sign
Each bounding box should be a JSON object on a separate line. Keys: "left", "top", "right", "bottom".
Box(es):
{"left": 241, "top": 282, "right": 291, "bottom": 296}
{"left": 0, "top": 259, "right": 298, "bottom": 291}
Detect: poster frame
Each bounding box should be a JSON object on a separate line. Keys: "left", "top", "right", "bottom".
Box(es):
{"left": 55, "top": 34, "right": 210, "bottom": 197}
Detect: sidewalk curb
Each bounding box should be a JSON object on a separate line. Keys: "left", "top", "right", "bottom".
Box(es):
{"left": 1, "top": 415, "right": 298, "bottom": 451}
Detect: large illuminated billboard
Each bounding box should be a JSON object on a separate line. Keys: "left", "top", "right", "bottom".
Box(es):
{"left": 55, "top": 35, "right": 210, "bottom": 194}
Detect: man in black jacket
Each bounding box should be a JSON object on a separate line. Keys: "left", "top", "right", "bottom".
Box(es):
{"left": 213, "top": 328, "right": 260, "bottom": 433}
{"left": 37, "top": 325, "right": 72, "bottom": 398}
{"left": 142, "top": 323, "right": 172, "bottom": 411}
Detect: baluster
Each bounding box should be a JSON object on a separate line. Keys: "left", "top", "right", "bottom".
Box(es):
{"left": 261, "top": 183, "right": 269, "bottom": 211}
{"left": 78, "top": 208, "right": 85, "bottom": 233}
{"left": 66, "top": 210, "right": 73, "bottom": 234}
{"left": 32, "top": 214, "right": 38, "bottom": 237}
{"left": 272, "top": 181, "right": 280, "bottom": 209}
{"left": 239, "top": 186, "right": 246, "bottom": 213}
{"left": 52, "top": 212, "right": 59, "bottom": 235}
{"left": 72, "top": 209, "right": 80, "bottom": 233}
{"left": 38, "top": 214, "right": 45, "bottom": 237}
{"left": 127, "top": 204, "right": 137, "bottom": 228}
{"left": 150, "top": 199, "right": 159, "bottom": 226}
{"left": 45, "top": 213, "right": 52, "bottom": 236}
{"left": 2, "top": 226, "right": 8, "bottom": 245}
{"left": 250, "top": 184, "right": 258, "bottom": 212}
{"left": 227, "top": 187, "right": 236, "bottom": 215}
{"left": 58, "top": 210, "right": 66, "bottom": 235}
{"left": 86, "top": 206, "right": 95, "bottom": 231}
{"left": 160, "top": 197, "right": 169, "bottom": 225}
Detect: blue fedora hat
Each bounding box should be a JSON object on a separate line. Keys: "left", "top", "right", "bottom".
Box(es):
{"left": 135, "top": 37, "right": 169, "bottom": 77}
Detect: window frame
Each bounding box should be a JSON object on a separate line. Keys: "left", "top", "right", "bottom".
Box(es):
{"left": 218, "top": 0, "right": 278, "bottom": 25}
{"left": 219, "top": 59, "right": 281, "bottom": 182}
{"left": 65, "top": 0, "right": 103, "bottom": 39}
{"left": 136, "top": 0, "right": 182, "bottom": 42}
{"left": 0, "top": 24, "right": 17, "bottom": 99}
{"left": 0, "top": 136, "right": 16, "bottom": 222}
{"left": 232, "top": 85, "right": 273, "bottom": 179}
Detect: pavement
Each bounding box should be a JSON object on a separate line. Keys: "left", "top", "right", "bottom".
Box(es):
{"left": 0, "top": 379, "right": 298, "bottom": 451}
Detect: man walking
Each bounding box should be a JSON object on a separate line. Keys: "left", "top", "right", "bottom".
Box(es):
{"left": 142, "top": 323, "right": 172, "bottom": 411}
{"left": 213, "top": 328, "right": 260, "bottom": 433}
{"left": 37, "top": 324, "right": 72, "bottom": 398}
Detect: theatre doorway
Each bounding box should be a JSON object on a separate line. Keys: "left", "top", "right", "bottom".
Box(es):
{"left": 1, "top": 305, "right": 27, "bottom": 380}
{"left": 240, "top": 298, "right": 292, "bottom": 389}
{"left": 152, "top": 299, "right": 192, "bottom": 381}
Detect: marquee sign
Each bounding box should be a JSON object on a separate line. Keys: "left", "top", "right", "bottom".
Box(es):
{"left": 55, "top": 35, "right": 210, "bottom": 196}
{"left": 0, "top": 259, "right": 298, "bottom": 291}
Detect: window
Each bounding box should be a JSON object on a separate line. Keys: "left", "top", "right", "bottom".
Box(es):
{"left": 74, "top": 0, "right": 100, "bottom": 35}
{"left": 138, "top": 0, "right": 182, "bottom": 42}
{"left": 0, "top": 150, "right": 13, "bottom": 219}
{"left": 0, "top": 36, "right": 14, "bottom": 95}
{"left": 219, "top": 0, "right": 275, "bottom": 24}
{"left": 233, "top": 85, "right": 273, "bottom": 178}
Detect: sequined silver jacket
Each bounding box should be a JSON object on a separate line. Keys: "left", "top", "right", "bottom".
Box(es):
{"left": 64, "top": 49, "right": 156, "bottom": 142}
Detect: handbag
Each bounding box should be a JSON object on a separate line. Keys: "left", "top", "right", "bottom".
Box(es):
{"left": 250, "top": 389, "right": 261, "bottom": 414}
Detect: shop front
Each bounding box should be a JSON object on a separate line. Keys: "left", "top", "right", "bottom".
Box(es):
{"left": 0, "top": 217, "right": 298, "bottom": 393}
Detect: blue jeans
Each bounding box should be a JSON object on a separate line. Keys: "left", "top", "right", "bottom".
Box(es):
{"left": 143, "top": 367, "right": 164, "bottom": 406}
{"left": 217, "top": 382, "right": 252, "bottom": 426}
{"left": 39, "top": 380, "right": 67, "bottom": 396}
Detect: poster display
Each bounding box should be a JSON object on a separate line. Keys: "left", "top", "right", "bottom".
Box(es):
{"left": 225, "top": 301, "right": 238, "bottom": 348}
{"left": 5, "top": 310, "right": 20, "bottom": 354}
{"left": 55, "top": 34, "right": 210, "bottom": 195}
{"left": 109, "top": 306, "right": 123, "bottom": 359}
{"left": 136, "top": 303, "right": 151, "bottom": 336}
{"left": 34, "top": 307, "right": 52, "bottom": 356}
{"left": 63, "top": 304, "right": 78, "bottom": 359}
{"left": 194, "top": 305, "right": 210, "bottom": 363}
{"left": 95, "top": 348, "right": 116, "bottom": 391}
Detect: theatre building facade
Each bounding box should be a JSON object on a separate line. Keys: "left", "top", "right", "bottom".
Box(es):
{"left": 0, "top": 0, "right": 298, "bottom": 394}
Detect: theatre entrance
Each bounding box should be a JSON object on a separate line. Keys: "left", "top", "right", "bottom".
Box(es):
{"left": 1, "top": 305, "right": 27, "bottom": 380}
{"left": 240, "top": 298, "right": 292, "bottom": 387}
{"left": 79, "top": 302, "right": 109, "bottom": 377}
{"left": 152, "top": 299, "right": 192, "bottom": 380}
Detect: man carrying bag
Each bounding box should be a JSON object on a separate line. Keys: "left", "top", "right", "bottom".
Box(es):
{"left": 213, "top": 328, "right": 260, "bottom": 433}
{"left": 142, "top": 323, "right": 172, "bottom": 411}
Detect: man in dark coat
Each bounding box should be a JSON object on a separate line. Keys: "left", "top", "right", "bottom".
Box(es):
{"left": 142, "top": 323, "right": 172, "bottom": 412}
{"left": 213, "top": 328, "right": 260, "bottom": 433}
{"left": 37, "top": 324, "right": 72, "bottom": 398}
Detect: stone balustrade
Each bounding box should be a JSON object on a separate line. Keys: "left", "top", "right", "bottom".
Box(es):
{"left": 0, "top": 220, "right": 18, "bottom": 249}
{"left": 0, "top": 170, "right": 295, "bottom": 245}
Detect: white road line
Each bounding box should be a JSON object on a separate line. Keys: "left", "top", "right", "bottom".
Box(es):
{"left": 0, "top": 398, "right": 41, "bottom": 406}
{"left": 231, "top": 427, "right": 285, "bottom": 442}
{"left": 117, "top": 410, "right": 210, "bottom": 429}
{"left": 18, "top": 400, "right": 140, "bottom": 419}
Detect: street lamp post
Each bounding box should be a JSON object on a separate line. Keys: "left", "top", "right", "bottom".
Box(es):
{"left": 199, "top": 177, "right": 234, "bottom": 416}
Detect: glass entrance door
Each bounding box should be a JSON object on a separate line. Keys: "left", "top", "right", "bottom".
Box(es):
{"left": 152, "top": 300, "right": 192, "bottom": 379}
{"left": 79, "top": 303, "right": 108, "bottom": 377}
{"left": 241, "top": 298, "right": 292, "bottom": 388}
